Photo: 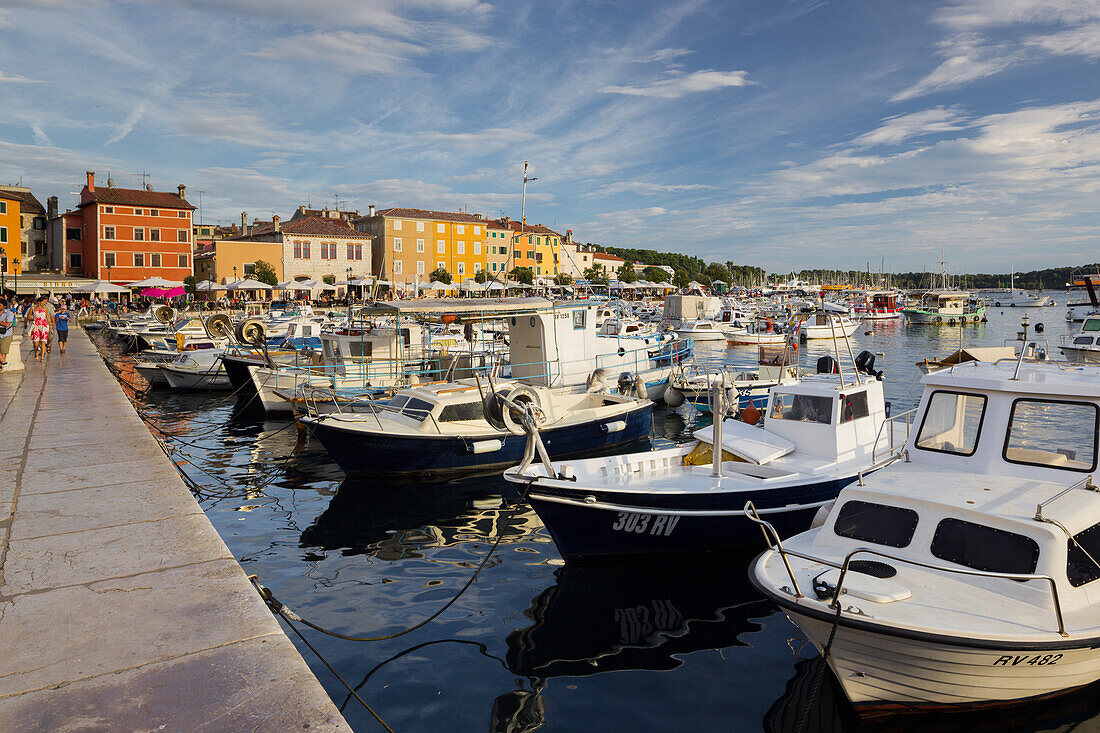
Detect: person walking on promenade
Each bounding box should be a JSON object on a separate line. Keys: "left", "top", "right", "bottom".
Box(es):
{"left": 0, "top": 297, "right": 14, "bottom": 371}
{"left": 29, "top": 297, "right": 52, "bottom": 362}
{"left": 55, "top": 303, "right": 71, "bottom": 354}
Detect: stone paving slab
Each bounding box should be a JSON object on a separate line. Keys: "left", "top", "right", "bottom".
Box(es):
{"left": 0, "top": 331, "right": 351, "bottom": 732}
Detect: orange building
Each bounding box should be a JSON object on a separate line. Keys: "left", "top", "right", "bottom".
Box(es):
{"left": 494, "top": 219, "right": 563, "bottom": 279}
{"left": 78, "top": 172, "right": 194, "bottom": 282}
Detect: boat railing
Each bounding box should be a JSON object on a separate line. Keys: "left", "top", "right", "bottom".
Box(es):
{"left": 743, "top": 501, "right": 1069, "bottom": 637}
{"left": 870, "top": 407, "right": 916, "bottom": 464}
{"left": 1034, "top": 475, "right": 1098, "bottom": 522}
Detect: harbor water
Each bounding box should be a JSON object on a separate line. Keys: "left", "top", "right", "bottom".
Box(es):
{"left": 95, "top": 298, "right": 1100, "bottom": 732}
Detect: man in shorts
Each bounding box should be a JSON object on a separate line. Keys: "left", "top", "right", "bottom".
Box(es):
{"left": 0, "top": 297, "right": 14, "bottom": 370}
{"left": 55, "top": 303, "right": 71, "bottom": 354}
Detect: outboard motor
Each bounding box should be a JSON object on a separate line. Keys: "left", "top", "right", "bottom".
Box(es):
{"left": 816, "top": 355, "right": 838, "bottom": 374}
{"left": 617, "top": 372, "right": 634, "bottom": 395}
{"left": 854, "top": 350, "right": 884, "bottom": 380}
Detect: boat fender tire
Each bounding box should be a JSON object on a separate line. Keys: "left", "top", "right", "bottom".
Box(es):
{"left": 502, "top": 385, "right": 544, "bottom": 436}
{"left": 933, "top": 316, "right": 942, "bottom": 323}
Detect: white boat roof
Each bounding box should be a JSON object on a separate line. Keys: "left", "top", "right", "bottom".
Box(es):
{"left": 361, "top": 297, "right": 570, "bottom": 320}
{"left": 921, "top": 360, "right": 1100, "bottom": 398}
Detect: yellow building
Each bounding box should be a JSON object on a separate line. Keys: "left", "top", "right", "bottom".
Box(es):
{"left": 354, "top": 207, "right": 490, "bottom": 287}
{"left": 193, "top": 239, "right": 284, "bottom": 285}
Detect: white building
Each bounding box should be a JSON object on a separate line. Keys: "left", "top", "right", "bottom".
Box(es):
{"left": 230, "top": 215, "right": 373, "bottom": 283}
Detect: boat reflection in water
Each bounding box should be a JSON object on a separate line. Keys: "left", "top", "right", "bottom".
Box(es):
{"left": 494, "top": 552, "right": 771, "bottom": 732}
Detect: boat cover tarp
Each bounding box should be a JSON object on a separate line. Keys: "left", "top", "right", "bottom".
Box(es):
{"left": 693, "top": 419, "right": 796, "bottom": 465}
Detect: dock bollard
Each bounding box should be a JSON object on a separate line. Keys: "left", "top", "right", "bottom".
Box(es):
{"left": 4, "top": 335, "right": 25, "bottom": 372}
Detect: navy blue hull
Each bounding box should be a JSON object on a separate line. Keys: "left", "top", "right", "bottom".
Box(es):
{"left": 308, "top": 404, "right": 654, "bottom": 476}
{"left": 527, "top": 476, "right": 853, "bottom": 560}
{"left": 221, "top": 354, "right": 261, "bottom": 396}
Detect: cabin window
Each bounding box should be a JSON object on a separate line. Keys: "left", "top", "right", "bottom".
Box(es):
{"left": 931, "top": 518, "right": 1039, "bottom": 575}
{"left": 833, "top": 500, "right": 918, "bottom": 548}
{"left": 1003, "top": 399, "right": 1098, "bottom": 472}
{"left": 439, "top": 401, "right": 484, "bottom": 422}
{"left": 1074, "top": 336, "right": 1094, "bottom": 345}
{"left": 1083, "top": 319, "right": 1100, "bottom": 332}
{"left": 770, "top": 393, "right": 833, "bottom": 424}
{"left": 386, "top": 395, "right": 432, "bottom": 421}
{"left": 1067, "top": 523, "right": 1100, "bottom": 587}
{"left": 915, "top": 391, "right": 986, "bottom": 456}
{"left": 840, "top": 391, "right": 870, "bottom": 423}
{"left": 348, "top": 340, "right": 371, "bottom": 359}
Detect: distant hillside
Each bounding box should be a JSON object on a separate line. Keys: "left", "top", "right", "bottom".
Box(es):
{"left": 773, "top": 264, "right": 1100, "bottom": 290}
{"left": 591, "top": 244, "right": 767, "bottom": 285}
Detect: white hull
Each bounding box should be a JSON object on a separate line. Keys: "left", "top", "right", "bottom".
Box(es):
{"left": 250, "top": 366, "right": 331, "bottom": 415}
{"left": 1067, "top": 303, "right": 1098, "bottom": 322}
{"left": 161, "top": 365, "right": 231, "bottom": 390}
{"left": 135, "top": 362, "right": 170, "bottom": 386}
{"left": 858, "top": 310, "right": 903, "bottom": 321}
{"left": 791, "top": 610, "right": 1100, "bottom": 709}
{"left": 1059, "top": 347, "right": 1100, "bottom": 364}
{"left": 673, "top": 328, "right": 728, "bottom": 341}
{"left": 802, "top": 320, "right": 860, "bottom": 339}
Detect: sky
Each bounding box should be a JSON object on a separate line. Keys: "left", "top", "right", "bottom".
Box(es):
{"left": 1, "top": 0, "right": 1099, "bottom": 273}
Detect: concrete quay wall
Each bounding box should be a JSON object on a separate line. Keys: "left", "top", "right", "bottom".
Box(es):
{"left": 0, "top": 332, "right": 352, "bottom": 731}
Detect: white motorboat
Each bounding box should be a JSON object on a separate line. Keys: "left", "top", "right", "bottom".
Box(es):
{"left": 1065, "top": 271, "right": 1100, "bottom": 322}
{"left": 672, "top": 319, "right": 728, "bottom": 341}
{"left": 797, "top": 313, "right": 861, "bottom": 340}
{"left": 160, "top": 348, "right": 231, "bottom": 390}
{"left": 750, "top": 356, "right": 1100, "bottom": 711}
{"left": 504, "top": 348, "right": 898, "bottom": 560}
{"left": 725, "top": 319, "right": 787, "bottom": 346}
{"left": 989, "top": 271, "right": 1054, "bottom": 308}
{"left": 1060, "top": 315, "right": 1100, "bottom": 364}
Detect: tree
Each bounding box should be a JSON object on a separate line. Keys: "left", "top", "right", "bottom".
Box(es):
{"left": 509, "top": 266, "right": 534, "bottom": 285}
{"left": 673, "top": 270, "right": 690, "bottom": 288}
{"left": 583, "top": 264, "right": 609, "bottom": 285}
{"left": 429, "top": 267, "right": 452, "bottom": 284}
{"left": 322, "top": 274, "right": 336, "bottom": 285}
{"left": 693, "top": 273, "right": 712, "bottom": 287}
{"left": 554, "top": 272, "right": 574, "bottom": 286}
{"left": 252, "top": 260, "right": 278, "bottom": 287}
{"left": 617, "top": 264, "right": 639, "bottom": 283}
{"left": 642, "top": 267, "right": 670, "bottom": 283}
{"left": 705, "top": 263, "right": 731, "bottom": 284}
{"left": 183, "top": 275, "right": 197, "bottom": 295}
{"left": 474, "top": 270, "right": 488, "bottom": 284}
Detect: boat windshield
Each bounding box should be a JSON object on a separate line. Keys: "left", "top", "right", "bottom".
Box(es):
{"left": 1084, "top": 319, "right": 1100, "bottom": 332}
{"left": 770, "top": 393, "right": 833, "bottom": 424}
{"left": 1003, "top": 399, "right": 1098, "bottom": 471}
{"left": 384, "top": 395, "right": 433, "bottom": 422}
{"left": 915, "top": 391, "right": 985, "bottom": 456}
{"left": 930, "top": 518, "right": 1039, "bottom": 574}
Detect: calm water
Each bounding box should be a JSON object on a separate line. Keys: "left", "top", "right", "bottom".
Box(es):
{"left": 96, "top": 299, "right": 1100, "bottom": 732}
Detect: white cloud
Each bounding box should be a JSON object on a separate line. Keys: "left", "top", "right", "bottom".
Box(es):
{"left": 1028, "top": 21, "right": 1100, "bottom": 58}
{"left": 0, "top": 70, "right": 40, "bottom": 83}
{"left": 891, "top": 37, "right": 1022, "bottom": 101}
{"left": 588, "top": 181, "right": 714, "bottom": 197}
{"left": 255, "top": 31, "right": 427, "bottom": 75}
{"left": 633, "top": 47, "right": 692, "bottom": 63}
{"left": 105, "top": 103, "right": 146, "bottom": 145}
{"left": 30, "top": 123, "right": 51, "bottom": 145}
{"left": 854, "top": 108, "right": 972, "bottom": 146}
{"left": 601, "top": 69, "right": 753, "bottom": 98}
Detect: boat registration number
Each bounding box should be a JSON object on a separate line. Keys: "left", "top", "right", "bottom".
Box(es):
{"left": 611, "top": 512, "right": 680, "bottom": 536}
{"left": 992, "top": 653, "right": 1062, "bottom": 667}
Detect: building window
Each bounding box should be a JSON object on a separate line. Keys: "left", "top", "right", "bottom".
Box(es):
{"left": 474, "top": 263, "right": 482, "bottom": 273}
{"left": 416, "top": 261, "right": 425, "bottom": 275}
{"left": 69, "top": 253, "right": 82, "bottom": 269}
{"left": 355, "top": 244, "right": 363, "bottom": 260}
{"left": 394, "top": 237, "right": 402, "bottom": 252}
{"left": 134, "top": 253, "right": 145, "bottom": 267}
{"left": 134, "top": 227, "right": 144, "bottom": 241}
{"left": 456, "top": 225, "right": 465, "bottom": 234}
{"left": 416, "top": 221, "right": 425, "bottom": 232}
{"left": 474, "top": 226, "right": 481, "bottom": 235}
{"left": 393, "top": 220, "right": 403, "bottom": 231}
{"left": 0, "top": 201, "right": 5, "bottom": 214}
{"left": 104, "top": 226, "right": 116, "bottom": 239}
{"left": 177, "top": 211, "right": 186, "bottom": 218}
{"left": 103, "top": 206, "right": 114, "bottom": 214}
{"left": 294, "top": 241, "right": 302, "bottom": 258}
{"left": 416, "top": 239, "right": 425, "bottom": 253}
{"left": 66, "top": 227, "right": 81, "bottom": 241}
{"left": 456, "top": 241, "right": 465, "bottom": 255}
{"left": 436, "top": 239, "right": 444, "bottom": 253}
{"left": 104, "top": 252, "right": 116, "bottom": 267}
{"left": 0, "top": 226, "right": 5, "bottom": 243}
{"left": 151, "top": 209, "right": 159, "bottom": 216}
{"left": 437, "top": 261, "right": 445, "bottom": 271}
{"left": 243, "top": 262, "right": 256, "bottom": 275}
{"left": 436, "top": 223, "right": 445, "bottom": 233}
{"left": 178, "top": 254, "right": 188, "bottom": 268}
{"left": 457, "top": 262, "right": 465, "bottom": 275}
{"left": 134, "top": 208, "right": 143, "bottom": 216}
{"left": 177, "top": 229, "right": 188, "bottom": 242}
{"left": 302, "top": 242, "right": 310, "bottom": 258}
{"left": 151, "top": 253, "right": 161, "bottom": 267}
{"left": 150, "top": 229, "right": 160, "bottom": 241}
{"left": 394, "top": 260, "right": 403, "bottom": 274}
{"left": 347, "top": 243, "right": 354, "bottom": 259}
{"left": 474, "top": 242, "right": 481, "bottom": 255}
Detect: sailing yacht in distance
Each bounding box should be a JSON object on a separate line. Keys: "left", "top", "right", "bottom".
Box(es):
{"left": 989, "top": 270, "right": 1053, "bottom": 307}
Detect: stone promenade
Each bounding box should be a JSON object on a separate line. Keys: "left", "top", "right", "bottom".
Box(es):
{"left": 0, "top": 330, "right": 351, "bottom": 731}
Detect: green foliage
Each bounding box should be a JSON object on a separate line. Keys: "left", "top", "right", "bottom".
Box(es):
{"left": 704, "top": 263, "right": 731, "bottom": 283}
{"left": 617, "top": 264, "right": 638, "bottom": 283}
{"left": 322, "top": 274, "right": 336, "bottom": 285}
{"left": 587, "top": 243, "right": 766, "bottom": 286}
{"left": 554, "top": 272, "right": 574, "bottom": 286}
{"left": 474, "top": 270, "right": 487, "bottom": 283}
{"left": 583, "top": 264, "right": 609, "bottom": 285}
{"left": 642, "top": 267, "right": 670, "bottom": 282}
{"left": 251, "top": 260, "right": 279, "bottom": 287}
{"left": 776, "top": 264, "right": 1100, "bottom": 290}
{"left": 673, "top": 270, "right": 690, "bottom": 288}
{"left": 509, "top": 266, "right": 534, "bottom": 285}
{"left": 430, "top": 267, "right": 453, "bottom": 284}
{"left": 693, "top": 273, "right": 712, "bottom": 287}
{"left": 183, "top": 275, "right": 197, "bottom": 295}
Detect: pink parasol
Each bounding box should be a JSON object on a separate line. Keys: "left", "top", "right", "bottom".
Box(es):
{"left": 163, "top": 287, "right": 185, "bottom": 297}
{"left": 141, "top": 287, "right": 167, "bottom": 297}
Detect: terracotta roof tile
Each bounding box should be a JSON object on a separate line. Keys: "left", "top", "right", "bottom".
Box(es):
{"left": 81, "top": 186, "right": 195, "bottom": 210}
{"left": 354, "top": 207, "right": 488, "bottom": 225}
{"left": 281, "top": 216, "right": 371, "bottom": 238}
{"left": 0, "top": 187, "right": 45, "bottom": 213}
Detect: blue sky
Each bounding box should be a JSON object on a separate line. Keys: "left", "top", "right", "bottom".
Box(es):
{"left": 1, "top": 0, "right": 1098, "bottom": 272}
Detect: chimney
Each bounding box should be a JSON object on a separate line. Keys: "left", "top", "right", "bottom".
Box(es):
{"left": 177, "top": 184, "right": 186, "bottom": 199}
{"left": 47, "top": 196, "right": 58, "bottom": 219}
{"left": 86, "top": 171, "right": 95, "bottom": 193}
{"left": 272, "top": 214, "right": 280, "bottom": 232}
{"left": 241, "top": 212, "right": 247, "bottom": 231}
{"left": 369, "top": 204, "right": 376, "bottom": 217}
